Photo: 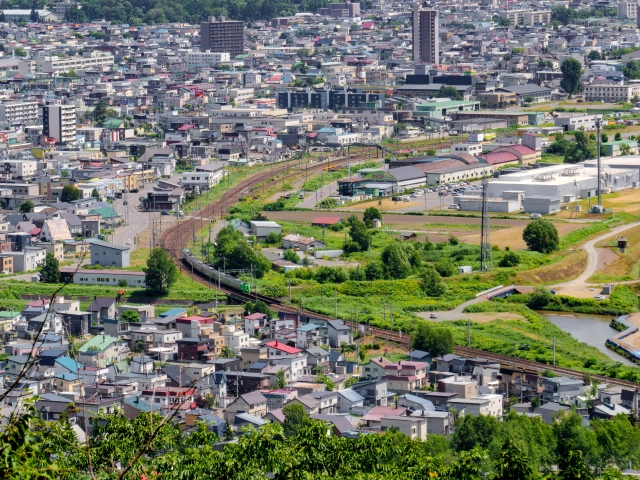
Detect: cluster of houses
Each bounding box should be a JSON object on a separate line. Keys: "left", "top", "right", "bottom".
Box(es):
{"left": 1, "top": 297, "right": 637, "bottom": 440}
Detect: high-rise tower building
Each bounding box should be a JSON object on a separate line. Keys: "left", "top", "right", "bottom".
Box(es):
{"left": 413, "top": 3, "right": 439, "bottom": 65}
{"left": 200, "top": 16, "right": 244, "bottom": 58}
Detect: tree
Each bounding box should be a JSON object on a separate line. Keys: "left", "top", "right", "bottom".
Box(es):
{"left": 381, "top": 242, "right": 412, "bottom": 279}
{"left": 434, "top": 259, "right": 457, "bottom": 277}
{"left": 451, "top": 414, "right": 501, "bottom": 452}
{"left": 363, "top": 207, "right": 381, "bottom": 228}
{"left": 565, "top": 129, "right": 599, "bottom": 164}
{"left": 420, "top": 265, "right": 446, "bottom": 297}
{"left": 588, "top": 50, "right": 601, "bottom": 61}
{"left": 214, "top": 226, "right": 271, "bottom": 278}
{"left": 560, "top": 58, "right": 584, "bottom": 98}
{"left": 435, "top": 85, "right": 462, "bottom": 101}
{"left": 523, "top": 95, "right": 535, "bottom": 104}
{"left": 546, "top": 132, "right": 571, "bottom": 155}
{"left": 527, "top": 286, "right": 553, "bottom": 309}
{"left": 426, "top": 148, "right": 436, "bottom": 156}
{"left": 275, "top": 368, "right": 287, "bottom": 389}
{"left": 522, "top": 219, "right": 559, "bottom": 253}
{"left": 118, "top": 279, "right": 129, "bottom": 287}
{"left": 120, "top": 310, "right": 140, "bottom": 323}
{"left": 144, "top": 247, "right": 178, "bottom": 293}
{"left": 495, "top": 17, "right": 511, "bottom": 26}
{"left": 283, "top": 249, "right": 299, "bottom": 264}
{"left": 624, "top": 60, "right": 640, "bottom": 80}
{"left": 221, "top": 346, "right": 235, "bottom": 358}
{"left": 39, "top": 252, "right": 59, "bottom": 283}
{"left": 592, "top": 414, "right": 640, "bottom": 468}
{"left": 243, "top": 300, "right": 273, "bottom": 317}
{"left": 348, "top": 217, "right": 371, "bottom": 252}
{"left": 493, "top": 438, "right": 535, "bottom": 480}
{"left": 601, "top": 133, "right": 609, "bottom": 143}
{"left": 558, "top": 446, "right": 595, "bottom": 480}
{"left": 614, "top": 132, "right": 622, "bottom": 141}
{"left": 412, "top": 322, "right": 454, "bottom": 358}
{"left": 223, "top": 419, "right": 234, "bottom": 441}
{"left": 61, "top": 184, "right": 82, "bottom": 202}
{"left": 553, "top": 412, "right": 600, "bottom": 468}
{"left": 314, "top": 373, "right": 336, "bottom": 391}
{"left": 365, "top": 261, "right": 384, "bottom": 280}
{"left": 499, "top": 251, "right": 520, "bottom": 268}
{"left": 620, "top": 143, "right": 632, "bottom": 156}
{"left": 30, "top": 8, "right": 39, "bottom": 22}
{"left": 283, "top": 403, "right": 308, "bottom": 437}
{"left": 91, "top": 188, "right": 100, "bottom": 200}
{"left": 18, "top": 200, "right": 34, "bottom": 214}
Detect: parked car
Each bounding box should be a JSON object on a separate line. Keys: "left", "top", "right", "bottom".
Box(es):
{"left": 430, "top": 313, "right": 438, "bottom": 319}
{"left": 448, "top": 204, "right": 460, "bottom": 209}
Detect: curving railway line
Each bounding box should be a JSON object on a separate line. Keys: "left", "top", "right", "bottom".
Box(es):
{"left": 159, "top": 150, "right": 640, "bottom": 390}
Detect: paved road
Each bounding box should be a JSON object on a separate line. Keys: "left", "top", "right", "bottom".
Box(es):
{"left": 553, "top": 221, "right": 640, "bottom": 288}
{"left": 299, "top": 181, "right": 338, "bottom": 208}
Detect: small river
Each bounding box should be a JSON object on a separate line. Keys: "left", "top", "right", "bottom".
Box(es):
{"left": 541, "top": 312, "right": 635, "bottom": 366}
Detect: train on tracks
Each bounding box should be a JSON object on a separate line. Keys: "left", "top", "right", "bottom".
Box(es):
{"left": 182, "top": 248, "right": 251, "bottom": 294}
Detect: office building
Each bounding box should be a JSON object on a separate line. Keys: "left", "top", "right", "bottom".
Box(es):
{"left": 317, "top": 2, "right": 361, "bottom": 17}
{"left": 413, "top": 3, "right": 439, "bottom": 64}
{"left": 35, "top": 54, "right": 115, "bottom": 74}
{"left": 619, "top": 0, "right": 638, "bottom": 20}
{"left": 200, "top": 16, "right": 244, "bottom": 58}
{"left": 185, "top": 51, "right": 230, "bottom": 67}
{"left": 43, "top": 104, "right": 77, "bottom": 146}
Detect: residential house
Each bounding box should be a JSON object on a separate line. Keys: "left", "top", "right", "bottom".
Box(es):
{"left": 351, "top": 379, "right": 388, "bottom": 407}
{"left": 336, "top": 388, "right": 365, "bottom": 413}
{"left": 88, "top": 297, "right": 116, "bottom": 322}
{"left": 380, "top": 416, "right": 427, "bottom": 441}
{"left": 224, "top": 392, "right": 268, "bottom": 422}
{"left": 90, "top": 240, "right": 130, "bottom": 268}
{"left": 77, "top": 334, "right": 122, "bottom": 368}
{"left": 327, "top": 320, "right": 352, "bottom": 348}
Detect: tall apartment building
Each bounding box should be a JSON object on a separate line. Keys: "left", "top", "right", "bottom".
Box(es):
{"left": 499, "top": 9, "right": 551, "bottom": 25}
{"left": 0, "top": 101, "right": 38, "bottom": 124}
{"left": 200, "top": 16, "right": 244, "bottom": 58}
{"left": 43, "top": 104, "right": 77, "bottom": 146}
{"left": 619, "top": 0, "right": 638, "bottom": 19}
{"left": 413, "top": 3, "right": 439, "bottom": 64}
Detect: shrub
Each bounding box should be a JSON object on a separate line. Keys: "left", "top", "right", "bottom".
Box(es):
{"left": 434, "top": 259, "right": 457, "bottom": 277}
{"left": 499, "top": 251, "right": 520, "bottom": 268}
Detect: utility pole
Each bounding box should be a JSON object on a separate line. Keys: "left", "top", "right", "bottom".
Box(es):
{"left": 596, "top": 118, "right": 602, "bottom": 207}
{"left": 467, "top": 319, "right": 471, "bottom": 347}
{"left": 552, "top": 336, "right": 556, "bottom": 366}
{"left": 334, "top": 290, "right": 338, "bottom": 319}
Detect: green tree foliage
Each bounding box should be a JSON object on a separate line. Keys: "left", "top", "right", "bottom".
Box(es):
{"left": 315, "top": 266, "right": 347, "bottom": 283}
{"left": 365, "top": 261, "right": 384, "bottom": 280}
{"left": 624, "top": 60, "right": 640, "bottom": 80}
{"left": 420, "top": 264, "right": 446, "bottom": 296}
{"left": 546, "top": 132, "right": 571, "bottom": 155}
{"left": 275, "top": 368, "right": 287, "bottom": 389}
{"left": 559, "top": 445, "right": 595, "bottom": 479}
{"left": 615, "top": 132, "right": 622, "bottom": 141}
{"left": 264, "top": 231, "right": 283, "bottom": 245}
{"left": 522, "top": 219, "right": 559, "bottom": 253}
{"left": 601, "top": 133, "right": 609, "bottom": 143}
{"left": 348, "top": 216, "right": 371, "bottom": 252}
{"left": 560, "top": 58, "right": 584, "bottom": 97}
{"left": 493, "top": 438, "right": 535, "bottom": 480}
{"left": 363, "top": 207, "right": 382, "bottom": 228}
{"left": 495, "top": 16, "right": 510, "bottom": 26}
{"left": 243, "top": 300, "right": 273, "bottom": 317}
{"left": 39, "top": 252, "right": 60, "bottom": 283}
{"left": 61, "top": 184, "right": 82, "bottom": 202}
{"left": 214, "top": 225, "right": 271, "bottom": 278}
{"left": 120, "top": 310, "right": 140, "bottom": 323}
{"left": 283, "top": 249, "right": 299, "bottom": 264}
{"left": 412, "top": 322, "right": 454, "bottom": 357}
{"left": 551, "top": 5, "right": 574, "bottom": 24}
{"left": 381, "top": 242, "right": 412, "bottom": 279}
{"left": 91, "top": 188, "right": 100, "bottom": 200}
{"left": 283, "top": 403, "right": 308, "bottom": 437}
{"left": 435, "top": 259, "right": 457, "bottom": 277}
{"left": 527, "top": 286, "right": 553, "bottom": 309}
{"left": 144, "top": 247, "right": 179, "bottom": 293}
{"left": 18, "top": 200, "right": 34, "bottom": 214}
{"left": 452, "top": 414, "right": 501, "bottom": 452}
{"left": 592, "top": 414, "right": 640, "bottom": 468}
{"left": 498, "top": 251, "right": 520, "bottom": 268}
{"left": 435, "top": 85, "right": 462, "bottom": 100}
{"left": 349, "top": 265, "right": 366, "bottom": 281}
{"left": 314, "top": 372, "right": 336, "bottom": 391}
{"left": 565, "top": 129, "right": 599, "bottom": 164}
{"left": 554, "top": 412, "right": 600, "bottom": 468}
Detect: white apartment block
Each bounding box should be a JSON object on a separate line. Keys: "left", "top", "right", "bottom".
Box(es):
{"left": 35, "top": 54, "right": 115, "bottom": 73}
{"left": 0, "top": 101, "right": 38, "bottom": 124}
{"left": 185, "top": 51, "right": 230, "bottom": 67}
{"left": 618, "top": 0, "right": 638, "bottom": 19}
{"left": 0, "top": 159, "right": 37, "bottom": 180}
{"left": 452, "top": 143, "right": 483, "bottom": 156}
{"left": 43, "top": 104, "right": 77, "bottom": 146}
{"left": 180, "top": 170, "right": 223, "bottom": 191}
{"left": 585, "top": 83, "right": 640, "bottom": 102}
{"left": 499, "top": 9, "right": 551, "bottom": 25}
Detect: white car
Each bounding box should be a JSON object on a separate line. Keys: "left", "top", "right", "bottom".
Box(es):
{"left": 448, "top": 204, "right": 460, "bottom": 210}
{"left": 126, "top": 239, "right": 131, "bottom": 245}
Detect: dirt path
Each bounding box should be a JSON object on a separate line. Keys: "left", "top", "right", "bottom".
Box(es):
{"left": 553, "top": 222, "right": 640, "bottom": 288}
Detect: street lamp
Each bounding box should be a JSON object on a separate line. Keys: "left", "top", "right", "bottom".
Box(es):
{"left": 596, "top": 118, "right": 602, "bottom": 207}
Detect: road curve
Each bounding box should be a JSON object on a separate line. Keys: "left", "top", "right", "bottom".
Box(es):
{"left": 554, "top": 221, "right": 640, "bottom": 288}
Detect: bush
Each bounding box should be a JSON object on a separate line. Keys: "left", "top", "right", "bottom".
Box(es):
{"left": 499, "top": 251, "right": 520, "bottom": 268}
{"left": 283, "top": 249, "right": 299, "bottom": 264}
{"left": 349, "top": 266, "right": 366, "bottom": 281}
{"left": 343, "top": 240, "right": 361, "bottom": 254}
{"left": 365, "top": 261, "right": 385, "bottom": 280}
{"left": 315, "top": 266, "right": 348, "bottom": 284}
{"left": 434, "top": 259, "right": 457, "bottom": 277}
{"left": 265, "top": 232, "right": 283, "bottom": 245}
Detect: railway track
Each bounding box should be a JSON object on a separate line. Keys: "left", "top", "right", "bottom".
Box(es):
{"left": 161, "top": 149, "right": 640, "bottom": 390}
